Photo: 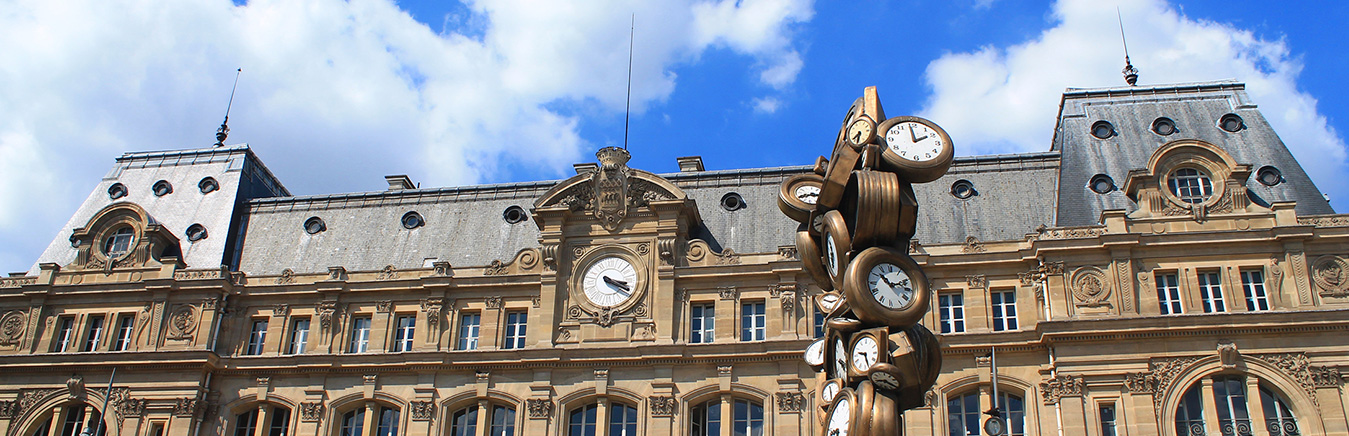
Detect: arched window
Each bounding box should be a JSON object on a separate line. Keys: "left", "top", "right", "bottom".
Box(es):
{"left": 1176, "top": 382, "right": 1206, "bottom": 435}
{"left": 1213, "top": 377, "right": 1253, "bottom": 435}
{"left": 103, "top": 227, "right": 135, "bottom": 259}
{"left": 1168, "top": 168, "right": 1213, "bottom": 204}
{"left": 567, "top": 404, "right": 597, "bottom": 436}
{"left": 30, "top": 404, "right": 107, "bottom": 436}
{"left": 489, "top": 405, "right": 516, "bottom": 436}
{"left": 234, "top": 405, "right": 291, "bottom": 436}
{"left": 449, "top": 406, "right": 476, "bottom": 436}
{"left": 732, "top": 399, "right": 764, "bottom": 436}
{"left": 947, "top": 392, "right": 1025, "bottom": 436}
{"left": 1260, "top": 385, "right": 1299, "bottom": 436}
{"left": 690, "top": 400, "right": 720, "bottom": 436}
{"left": 340, "top": 405, "right": 399, "bottom": 436}
{"left": 609, "top": 403, "right": 638, "bottom": 436}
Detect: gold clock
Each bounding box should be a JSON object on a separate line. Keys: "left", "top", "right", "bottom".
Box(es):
{"left": 823, "top": 386, "right": 857, "bottom": 436}
{"left": 821, "top": 210, "right": 852, "bottom": 290}
{"left": 843, "top": 246, "right": 931, "bottom": 329}
{"left": 841, "top": 170, "right": 918, "bottom": 249}
{"left": 877, "top": 115, "right": 955, "bottom": 183}
{"left": 848, "top": 327, "right": 890, "bottom": 381}
{"left": 813, "top": 291, "right": 845, "bottom": 316}
{"left": 846, "top": 115, "right": 877, "bottom": 147}
{"left": 819, "top": 144, "right": 862, "bottom": 210}
{"left": 796, "top": 227, "right": 832, "bottom": 291}
{"left": 779, "top": 174, "right": 825, "bottom": 223}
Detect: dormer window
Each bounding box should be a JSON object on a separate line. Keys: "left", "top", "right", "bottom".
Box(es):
{"left": 1090, "top": 121, "right": 1115, "bottom": 139}
{"left": 1168, "top": 168, "right": 1213, "bottom": 204}
{"left": 152, "top": 180, "right": 173, "bottom": 197}
{"left": 1152, "top": 117, "right": 1177, "bottom": 136}
{"left": 103, "top": 227, "right": 135, "bottom": 259}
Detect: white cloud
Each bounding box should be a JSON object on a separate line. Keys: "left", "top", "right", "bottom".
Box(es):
{"left": 920, "top": 0, "right": 1347, "bottom": 207}
{"left": 0, "top": 0, "right": 814, "bottom": 271}
{"left": 753, "top": 97, "right": 782, "bottom": 114}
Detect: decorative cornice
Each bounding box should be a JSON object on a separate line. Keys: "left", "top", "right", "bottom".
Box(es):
{"left": 1040, "top": 374, "right": 1083, "bottom": 405}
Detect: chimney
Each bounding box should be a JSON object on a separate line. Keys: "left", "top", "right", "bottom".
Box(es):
{"left": 677, "top": 156, "right": 705, "bottom": 172}
{"left": 385, "top": 175, "right": 415, "bottom": 191}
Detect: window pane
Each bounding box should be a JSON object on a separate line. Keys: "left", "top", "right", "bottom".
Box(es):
{"left": 691, "top": 400, "right": 720, "bottom": 436}
{"left": 234, "top": 409, "right": 258, "bottom": 436}
{"left": 341, "top": 410, "right": 364, "bottom": 436}
{"left": 83, "top": 316, "right": 104, "bottom": 352}
{"left": 268, "top": 407, "right": 290, "bottom": 436}
{"left": 459, "top": 314, "right": 480, "bottom": 350}
{"left": 1241, "top": 269, "right": 1269, "bottom": 312}
{"left": 114, "top": 315, "right": 134, "bottom": 351}
{"left": 504, "top": 312, "right": 527, "bottom": 350}
{"left": 376, "top": 407, "right": 399, "bottom": 436}
{"left": 394, "top": 316, "right": 415, "bottom": 352}
{"left": 248, "top": 320, "right": 268, "bottom": 355}
{"left": 732, "top": 399, "right": 763, "bottom": 436}
{"left": 288, "top": 318, "right": 309, "bottom": 355}
{"left": 490, "top": 405, "right": 515, "bottom": 436}
{"left": 349, "top": 318, "right": 371, "bottom": 353}
{"left": 451, "top": 407, "right": 477, "bottom": 436}
{"left": 609, "top": 404, "right": 637, "bottom": 436}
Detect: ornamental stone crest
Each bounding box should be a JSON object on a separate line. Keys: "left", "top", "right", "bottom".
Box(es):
{"left": 593, "top": 147, "right": 633, "bottom": 231}
{"left": 0, "top": 310, "right": 26, "bottom": 346}
{"left": 776, "top": 392, "right": 806, "bottom": 413}
{"left": 410, "top": 401, "right": 434, "bottom": 421}
{"left": 1040, "top": 374, "right": 1083, "bottom": 405}
{"left": 300, "top": 403, "right": 324, "bottom": 421}
{"left": 527, "top": 399, "right": 554, "bottom": 419}
{"left": 1070, "top": 266, "right": 1112, "bottom": 307}
{"left": 649, "top": 396, "right": 677, "bottom": 417}
{"left": 1311, "top": 255, "right": 1349, "bottom": 297}
{"left": 166, "top": 305, "right": 198, "bottom": 340}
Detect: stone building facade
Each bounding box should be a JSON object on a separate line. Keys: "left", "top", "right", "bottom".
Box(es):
{"left": 1, "top": 80, "right": 1346, "bottom": 436}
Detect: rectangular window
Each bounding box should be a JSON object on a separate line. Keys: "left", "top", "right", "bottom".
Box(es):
{"left": 82, "top": 315, "right": 104, "bottom": 352}
{"left": 1198, "top": 271, "right": 1226, "bottom": 313}
{"left": 287, "top": 318, "right": 309, "bottom": 355}
{"left": 53, "top": 317, "right": 74, "bottom": 352}
{"left": 1099, "top": 404, "right": 1118, "bottom": 436}
{"left": 813, "top": 307, "right": 825, "bottom": 339}
{"left": 939, "top": 293, "right": 965, "bottom": 333}
{"left": 991, "top": 290, "right": 1018, "bottom": 331}
{"left": 247, "top": 319, "right": 268, "bottom": 355}
{"left": 113, "top": 315, "right": 134, "bottom": 351}
{"left": 393, "top": 315, "right": 416, "bottom": 352}
{"left": 1157, "top": 272, "right": 1183, "bottom": 315}
{"left": 741, "top": 301, "right": 766, "bottom": 341}
{"left": 1241, "top": 269, "right": 1270, "bottom": 311}
{"left": 503, "top": 311, "right": 527, "bottom": 350}
{"left": 458, "top": 313, "right": 480, "bottom": 350}
{"left": 348, "top": 317, "right": 371, "bottom": 353}
{"left": 690, "top": 303, "right": 715, "bottom": 344}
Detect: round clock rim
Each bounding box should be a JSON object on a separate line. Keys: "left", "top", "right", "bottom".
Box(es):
{"left": 796, "top": 228, "right": 832, "bottom": 291}
{"left": 804, "top": 338, "right": 827, "bottom": 368}
{"left": 850, "top": 334, "right": 880, "bottom": 373}
{"left": 843, "top": 246, "right": 932, "bottom": 329}
{"left": 821, "top": 210, "right": 853, "bottom": 290}
{"left": 846, "top": 115, "right": 878, "bottom": 148}
{"left": 827, "top": 330, "right": 850, "bottom": 380}
{"left": 834, "top": 97, "right": 864, "bottom": 154}
{"left": 570, "top": 245, "right": 648, "bottom": 314}
{"left": 778, "top": 173, "right": 825, "bottom": 223}
{"left": 824, "top": 387, "right": 858, "bottom": 436}
{"left": 852, "top": 380, "right": 876, "bottom": 436}
{"left": 867, "top": 361, "right": 907, "bottom": 392}
{"left": 877, "top": 115, "right": 955, "bottom": 183}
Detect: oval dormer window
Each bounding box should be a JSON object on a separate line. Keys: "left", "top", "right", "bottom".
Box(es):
{"left": 1168, "top": 168, "right": 1213, "bottom": 204}
{"left": 186, "top": 224, "right": 208, "bottom": 242}
{"left": 1152, "top": 117, "right": 1177, "bottom": 136}
{"left": 401, "top": 211, "right": 424, "bottom": 229}
{"left": 720, "top": 192, "right": 746, "bottom": 211}
{"left": 1089, "top": 174, "right": 1116, "bottom": 194}
{"left": 199, "top": 177, "right": 219, "bottom": 194}
{"left": 1219, "top": 114, "right": 1245, "bottom": 132}
{"left": 108, "top": 183, "right": 128, "bottom": 200}
{"left": 1090, "top": 121, "right": 1115, "bottom": 139}
{"left": 152, "top": 180, "right": 173, "bottom": 197}
{"left": 304, "top": 217, "right": 326, "bottom": 235}
{"left": 503, "top": 206, "right": 528, "bottom": 224}
{"left": 103, "top": 227, "right": 135, "bottom": 259}
{"left": 951, "top": 180, "right": 976, "bottom": 199}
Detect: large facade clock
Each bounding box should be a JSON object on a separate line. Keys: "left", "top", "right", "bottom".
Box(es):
{"left": 571, "top": 245, "right": 648, "bottom": 316}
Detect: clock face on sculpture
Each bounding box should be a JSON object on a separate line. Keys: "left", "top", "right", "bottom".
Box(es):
{"left": 851, "top": 335, "right": 880, "bottom": 373}
{"left": 877, "top": 116, "right": 955, "bottom": 183}
{"left": 581, "top": 256, "right": 638, "bottom": 307}
{"left": 820, "top": 379, "right": 842, "bottom": 404}
{"left": 844, "top": 247, "right": 931, "bottom": 329}
{"left": 804, "top": 338, "right": 827, "bottom": 369}
{"left": 825, "top": 387, "right": 857, "bottom": 436}
{"left": 832, "top": 335, "right": 848, "bottom": 380}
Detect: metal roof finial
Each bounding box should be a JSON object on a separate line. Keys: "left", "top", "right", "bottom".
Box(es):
{"left": 623, "top": 14, "right": 634, "bottom": 151}
{"left": 1118, "top": 9, "right": 1138, "bottom": 86}
{"left": 215, "top": 68, "right": 242, "bottom": 147}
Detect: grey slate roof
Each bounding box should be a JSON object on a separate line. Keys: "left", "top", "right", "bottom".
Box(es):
{"left": 30, "top": 145, "right": 287, "bottom": 274}
{"left": 1052, "top": 80, "right": 1333, "bottom": 226}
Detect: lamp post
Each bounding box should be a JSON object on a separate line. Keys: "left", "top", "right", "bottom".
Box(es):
{"left": 983, "top": 348, "right": 1005, "bottom": 435}
{"left": 81, "top": 367, "right": 116, "bottom": 436}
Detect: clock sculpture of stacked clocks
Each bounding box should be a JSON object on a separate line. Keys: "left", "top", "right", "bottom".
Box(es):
{"left": 779, "top": 87, "right": 953, "bottom": 436}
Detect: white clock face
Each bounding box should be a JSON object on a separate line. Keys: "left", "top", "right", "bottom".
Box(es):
{"left": 851, "top": 336, "right": 879, "bottom": 372}
{"left": 827, "top": 397, "right": 851, "bottom": 436}
{"left": 804, "top": 339, "right": 826, "bottom": 367}
{"left": 885, "top": 121, "right": 944, "bottom": 163}
{"left": 825, "top": 234, "right": 839, "bottom": 276}
{"left": 871, "top": 371, "right": 899, "bottom": 390}
{"left": 832, "top": 339, "right": 847, "bottom": 378}
{"left": 822, "top": 382, "right": 840, "bottom": 403}
{"left": 818, "top": 293, "right": 841, "bottom": 312}
{"left": 867, "top": 262, "right": 914, "bottom": 310}
{"left": 581, "top": 256, "right": 638, "bottom": 307}
{"left": 794, "top": 185, "right": 821, "bottom": 205}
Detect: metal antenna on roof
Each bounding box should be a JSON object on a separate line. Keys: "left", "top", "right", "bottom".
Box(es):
{"left": 215, "top": 68, "right": 242, "bottom": 147}
{"left": 1118, "top": 9, "right": 1138, "bottom": 86}
{"left": 623, "top": 14, "right": 634, "bottom": 150}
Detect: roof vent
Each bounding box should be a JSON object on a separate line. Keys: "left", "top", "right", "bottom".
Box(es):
{"left": 385, "top": 175, "right": 415, "bottom": 191}
{"left": 677, "top": 156, "right": 705, "bottom": 172}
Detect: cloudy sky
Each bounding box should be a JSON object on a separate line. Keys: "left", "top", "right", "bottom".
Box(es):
{"left": 2, "top": 0, "right": 1346, "bottom": 271}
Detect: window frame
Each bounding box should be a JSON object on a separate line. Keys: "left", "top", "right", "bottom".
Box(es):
{"left": 503, "top": 311, "right": 527, "bottom": 350}
{"left": 690, "top": 303, "right": 716, "bottom": 344}
{"left": 990, "top": 289, "right": 1018, "bottom": 332}
{"left": 392, "top": 315, "right": 416, "bottom": 352}
{"left": 82, "top": 315, "right": 105, "bottom": 352}
{"left": 113, "top": 314, "right": 134, "bottom": 351}
{"left": 1240, "top": 268, "right": 1270, "bottom": 311}
{"left": 689, "top": 399, "right": 721, "bottom": 436}
{"left": 731, "top": 398, "right": 764, "bottom": 436}
{"left": 938, "top": 293, "right": 966, "bottom": 334}
{"left": 287, "top": 317, "right": 310, "bottom": 355}
{"left": 740, "top": 300, "right": 766, "bottom": 342}
{"left": 1197, "top": 270, "right": 1226, "bottom": 313}
{"left": 348, "top": 316, "right": 372, "bottom": 354}
{"left": 489, "top": 404, "right": 516, "bottom": 436}
{"left": 246, "top": 319, "right": 269, "bottom": 356}
{"left": 458, "top": 312, "right": 481, "bottom": 351}
{"left": 53, "top": 316, "right": 75, "bottom": 352}
{"left": 1156, "top": 272, "right": 1184, "bottom": 315}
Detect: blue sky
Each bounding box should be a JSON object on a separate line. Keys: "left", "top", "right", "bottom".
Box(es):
{"left": 1, "top": 0, "right": 1346, "bottom": 271}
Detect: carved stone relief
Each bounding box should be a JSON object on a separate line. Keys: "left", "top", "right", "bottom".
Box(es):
{"left": 377, "top": 265, "right": 399, "bottom": 281}
{"left": 421, "top": 298, "right": 444, "bottom": 329}
{"left": 300, "top": 403, "right": 324, "bottom": 421}
{"left": 410, "top": 401, "right": 434, "bottom": 421}
{"left": 1070, "top": 266, "right": 1112, "bottom": 307}
{"left": 776, "top": 392, "right": 806, "bottom": 413}
{"left": 276, "top": 269, "right": 294, "bottom": 285}
{"left": 649, "top": 396, "right": 677, "bottom": 417}
{"left": 527, "top": 399, "right": 554, "bottom": 419}
{"left": 1311, "top": 255, "right": 1349, "bottom": 297}
{"left": 318, "top": 301, "right": 339, "bottom": 333}
{"left": 1114, "top": 258, "right": 1135, "bottom": 313}
{"left": 718, "top": 286, "right": 739, "bottom": 301}
{"left": 1040, "top": 374, "right": 1084, "bottom": 405}
{"left": 485, "top": 296, "right": 503, "bottom": 310}
{"left": 1217, "top": 342, "right": 1240, "bottom": 369}
{"left": 965, "top": 275, "right": 987, "bottom": 290}
{"left": 0, "top": 400, "right": 19, "bottom": 418}
{"left": 376, "top": 300, "right": 393, "bottom": 313}
{"left": 0, "top": 310, "right": 26, "bottom": 346}
{"left": 962, "top": 236, "right": 985, "bottom": 253}
{"left": 173, "top": 398, "right": 203, "bottom": 418}
{"left": 166, "top": 305, "right": 198, "bottom": 340}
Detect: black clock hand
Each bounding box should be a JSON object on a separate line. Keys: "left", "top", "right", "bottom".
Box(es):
{"left": 603, "top": 275, "right": 631, "bottom": 293}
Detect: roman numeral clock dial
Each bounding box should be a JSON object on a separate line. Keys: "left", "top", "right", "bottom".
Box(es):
{"left": 581, "top": 256, "right": 638, "bottom": 308}
{"left": 843, "top": 246, "right": 932, "bottom": 330}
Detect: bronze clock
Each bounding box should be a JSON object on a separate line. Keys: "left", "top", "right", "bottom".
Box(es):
{"left": 843, "top": 246, "right": 931, "bottom": 329}
{"left": 877, "top": 115, "right": 955, "bottom": 183}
